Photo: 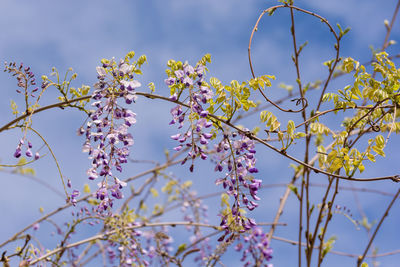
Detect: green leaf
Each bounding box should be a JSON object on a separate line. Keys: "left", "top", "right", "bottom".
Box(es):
{"left": 148, "top": 82, "right": 155, "bottom": 93}
{"left": 260, "top": 110, "right": 267, "bottom": 122}
{"left": 321, "top": 235, "right": 337, "bottom": 258}
{"left": 150, "top": 188, "right": 159, "bottom": 197}
{"left": 366, "top": 153, "right": 375, "bottom": 162}
{"left": 210, "top": 77, "right": 222, "bottom": 89}
{"left": 267, "top": 7, "right": 276, "bottom": 16}
{"left": 329, "top": 158, "right": 343, "bottom": 172}
{"left": 326, "top": 150, "right": 337, "bottom": 163}
{"left": 287, "top": 120, "right": 295, "bottom": 136}
{"left": 221, "top": 193, "right": 230, "bottom": 207}
{"left": 288, "top": 184, "right": 300, "bottom": 200}
{"left": 372, "top": 146, "right": 385, "bottom": 157}
{"left": 261, "top": 111, "right": 280, "bottom": 131}
{"left": 298, "top": 41, "right": 308, "bottom": 54}
{"left": 176, "top": 243, "right": 187, "bottom": 256}
{"left": 358, "top": 163, "right": 365, "bottom": 173}
{"left": 375, "top": 135, "right": 385, "bottom": 147}
{"left": 10, "top": 100, "right": 19, "bottom": 115}
{"left": 336, "top": 23, "right": 343, "bottom": 34}
{"left": 295, "top": 132, "right": 306, "bottom": 138}
{"left": 83, "top": 184, "right": 91, "bottom": 193}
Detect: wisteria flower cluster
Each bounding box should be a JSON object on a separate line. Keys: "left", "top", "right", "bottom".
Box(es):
{"left": 165, "top": 57, "right": 263, "bottom": 240}
{"left": 213, "top": 130, "right": 263, "bottom": 241}
{"left": 106, "top": 228, "right": 150, "bottom": 266}
{"left": 215, "top": 131, "right": 260, "bottom": 207}
{"left": 4, "top": 62, "right": 39, "bottom": 97}
{"left": 104, "top": 221, "right": 175, "bottom": 267}
{"left": 179, "top": 189, "right": 212, "bottom": 262}
{"left": 166, "top": 58, "right": 215, "bottom": 172}
{"left": 79, "top": 51, "right": 146, "bottom": 212}
{"left": 4, "top": 62, "right": 43, "bottom": 161}
{"left": 13, "top": 138, "right": 40, "bottom": 160}
{"left": 235, "top": 227, "right": 273, "bottom": 267}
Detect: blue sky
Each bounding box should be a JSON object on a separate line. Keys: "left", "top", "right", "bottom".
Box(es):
{"left": 1, "top": 0, "right": 399, "bottom": 266}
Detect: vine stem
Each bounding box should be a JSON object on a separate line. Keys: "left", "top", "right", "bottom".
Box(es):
{"left": 0, "top": 95, "right": 91, "bottom": 133}
{"left": 137, "top": 91, "right": 400, "bottom": 182}
{"left": 247, "top": 4, "right": 340, "bottom": 114}
{"left": 368, "top": 0, "right": 400, "bottom": 105}
{"left": 0, "top": 158, "right": 183, "bottom": 249}
{"left": 317, "top": 177, "right": 340, "bottom": 266}
{"left": 267, "top": 141, "right": 335, "bottom": 243}
{"left": 2, "top": 89, "right": 398, "bottom": 182}
{"left": 380, "top": 0, "right": 400, "bottom": 52}
{"left": 357, "top": 188, "right": 400, "bottom": 266}
{"left": 28, "top": 126, "right": 69, "bottom": 198}
{"left": 271, "top": 235, "right": 400, "bottom": 258}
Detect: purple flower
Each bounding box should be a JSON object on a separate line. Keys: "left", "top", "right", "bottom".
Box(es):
{"left": 125, "top": 93, "right": 137, "bottom": 104}
{"left": 14, "top": 147, "right": 22, "bottom": 158}
{"left": 195, "top": 65, "right": 205, "bottom": 75}
{"left": 82, "top": 56, "right": 144, "bottom": 212}
{"left": 25, "top": 149, "right": 33, "bottom": 157}
{"left": 183, "top": 64, "right": 194, "bottom": 76}
{"left": 119, "top": 63, "right": 131, "bottom": 76}
{"left": 96, "top": 66, "right": 106, "bottom": 77}
{"left": 114, "top": 177, "right": 127, "bottom": 188}
{"left": 171, "top": 105, "right": 182, "bottom": 116}
{"left": 236, "top": 227, "right": 273, "bottom": 265}
{"left": 165, "top": 77, "right": 176, "bottom": 86}
{"left": 171, "top": 134, "right": 181, "bottom": 140}
{"left": 203, "top": 133, "right": 212, "bottom": 139}
{"left": 33, "top": 223, "right": 40, "bottom": 231}
{"left": 200, "top": 110, "right": 209, "bottom": 117}
{"left": 121, "top": 80, "right": 141, "bottom": 91}
{"left": 215, "top": 164, "right": 223, "bottom": 172}
{"left": 174, "top": 145, "right": 183, "bottom": 151}
{"left": 249, "top": 167, "right": 258, "bottom": 173}
{"left": 111, "top": 186, "right": 123, "bottom": 199}
{"left": 77, "top": 127, "right": 85, "bottom": 136}
{"left": 124, "top": 112, "right": 137, "bottom": 126}
{"left": 174, "top": 70, "right": 185, "bottom": 79}
{"left": 71, "top": 189, "right": 80, "bottom": 198}
{"left": 200, "top": 135, "right": 208, "bottom": 145}
{"left": 96, "top": 186, "right": 107, "bottom": 200}
{"left": 87, "top": 168, "right": 98, "bottom": 180}
{"left": 183, "top": 76, "right": 193, "bottom": 87}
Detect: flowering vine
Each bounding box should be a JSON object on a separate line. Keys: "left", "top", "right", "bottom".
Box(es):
{"left": 164, "top": 55, "right": 272, "bottom": 264}
{"left": 166, "top": 55, "right": 215, "bottom": 173}
{"left": 4, "top": 62, "right": 42, "bottom": 161}
{"left": 235, "top": 227, "right": 273, "bottom": 266}
{"left": 214, "top": 131, "right": 262, "bottom": 236}
{"left": 80, "top": 51, "right": 147, "bottom": 212}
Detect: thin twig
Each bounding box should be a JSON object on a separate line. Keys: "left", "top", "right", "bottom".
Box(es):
{"left": 357, "top": 188, "right": 400, "bottom": 266}
{"left": 0, "top": 158, "right": 183, "bottom": 249}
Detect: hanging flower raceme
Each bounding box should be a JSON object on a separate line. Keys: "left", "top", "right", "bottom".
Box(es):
{"left": 165, "top": 55, "right": 264, "bottom": 243}
{"left": 79, "top": 51, "right": 146, "bottom": 211}
{"left": 5, "top": 62, "right": 43, "bottom": 161}
{"left": 4, "top": 62, "right": 39, "bottom": 97}
{"left": 234, "top": 227, "right": 273, "bottom": 266}
{"left": 214, "top": 130, "right": 262, "bottom": 238}
{"left": 165, "top": 56, "right": 215, "bottom": 172}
